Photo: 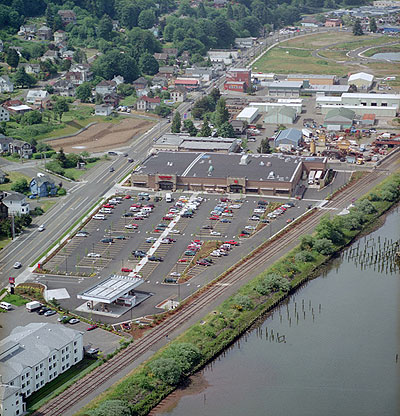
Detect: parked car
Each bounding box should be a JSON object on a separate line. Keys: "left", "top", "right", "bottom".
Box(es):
{"left": 202, "top": 225, "right": 213, "bottom": 229}
{"left": 138, "top": 192, "right": 149, "bottom": 197}
{"left": 184, "top": 250, "right": 196, "bottom": 256}
{"left": 101, "top": 238, "right": 113, "bottom": 243}
{"left": 86, "top": 324, "right": 98, "bottom": 331}
{"left": 37, "top": 307, "right": 50, "bottom": 315}
{"left": 178, "top": 258, "right": 188, "bottom": 263}
{"left": 125, "top": 224, "right": 138, "bottom": 229}
{"left": 169, "top": 229, "right": 180, "bottom": 234}
{"left": 114, "top": 235, "right": 126, "bottom": 240}
{"left": 210, "top": 231, "right": 221, "bottom": 236}
{"left": 44, "top": 309, "right": 56, "bottom": 317}
{"left": 148, "top": 256, "right": 163, "bottom": 262}
{"left": 76, "top": 231, "right": 89, "bottom": 237}
{"left": 220, "top": 219, "right": 231, "bottom": 223}
{"left": 146, "top": 237, "right": 157, "bottom": 243}
{"left": 134, "top": 250, "right": 146, "bottom": 258}
{"left": 69, "top": 318, "right": 80, "bottom": 324}
{"left": 170, "top": 272, "right": 181, "bottom": 277}
{"left": 87, "top": 253, "right": 101, "bottom": 258}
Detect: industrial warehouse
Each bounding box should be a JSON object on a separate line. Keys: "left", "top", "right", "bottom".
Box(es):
{"left": 131, "top": 151, "right": 327, "bottom": 196}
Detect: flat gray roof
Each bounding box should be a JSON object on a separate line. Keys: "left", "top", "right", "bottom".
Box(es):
{"left": 265, "top": 81, "right": 303, "bottom": 89}
{"left": 137, "top": 151, "right": 325, "bottom": 183}
{"left": 288, "top": 74, "right": 336, "bottom": 79}
{"left": 78, "top": 274, "right": 144, "bottom": 304}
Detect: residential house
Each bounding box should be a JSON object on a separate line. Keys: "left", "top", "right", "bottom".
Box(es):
{"left": 65, "top": 71, "right": 85, "bottom": 86}
{"left": 136, "top": 87, "right": 150, "bottom": 98}
{"left": 95, "top": 104, "right": 113, "bottom": 116}
{"left": 170, "top": 87, "right": 187, "bottom": 103}
{"left": 325, "top": 18, "right": 341, "bottom": 27}
{"left": 0, "top": 134, "right": 12, "bottom": 153}
{"left": 56, "top": 42, "right": 68, "bottom": 54}
{"left": 0, "top": 106, "right": 10, "bottom": 122}
{"left": 0, "top": 323, "right": 83, "bottom": 416}
{"left": 18, "top": 24, "right": 36, "bottom": 39}
{"left": 185, "top": 67, "right": 214, "bottom": 82}
{"left": 95, "top": 80, "right": 117, "bottom": 96}
{"left": 54, "top": 30, "right": 68, "bottom": 44}
{"left": 163, "top": 48, "right": 178, "bottom": 59}
{"left": 152, "top": 76, "right": 168, "bottom": 89}
{"left": 21, "top": 63, "right": 41, "bottom": 75}
{"left": 178, "top": 51, "right": 190, "bottom": 65}
{"left": 132, "top": 77, "right": 148, "bottom": 91}
{"left": 30, "top": 174, "right": 57, "bottom": 197}
{"left": 230, "top": 119, "right": 246, "bottom": 135}
{"left": 112, "top": 75, "right": 124, "bottom": 86}
{"left": 0, "top": 192, "right": 9, "bottom": 219}
{"left": 234, "top": 37, "right": 256, "bottom": 48}
{"left": 112, "top": 20, "right": 120, "bottom": 31}
{"left": 70, "top": 64, "right": 93, "bottom": 81}
{"left": 40, "top": 50, "right": 59, "bottom": 63}
{"left": 57, "top": 10, "right": 77, "bottom": 25}
{"left": 154, "top": 52, "right": 168, "bottom": 62}
{"left": 9, "top": 139, "right": 35, "bottom": 158}
{"left": 103, "top": 92, "right": 120, "bottom": 108}
{"left": 62, "top": 50, "right": 74, "bottom": 59}
{"left": 37, "top": 26, "right": 52, "bottom": 41}
{"left": 2, "top": 192, "right": 30, "bottom": 215}
{"left": 26, "top": 90, "right": 49, "bottom": 104}
{"left": 3, "top": 100, "right": 32, "bottom": 115}
{"left": 136, "top": 96, "right": 161, "bottom": 111}
{"left": 0, "top": 76, "right": 14, "bottom": 93}
{"left": 0, "top": 169, "right": 6, "bottom": 184}
{"left": 53, "top": 79, "right": 76, "bottom": 97}
{"left": 157, "top": 66, "right": 176, "bottom": 79}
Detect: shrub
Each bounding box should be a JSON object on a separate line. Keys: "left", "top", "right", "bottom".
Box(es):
{"left": 11, "top": 178, "right": 29, "bottom": 194}
{"left": 149, "top": 358, "right": 182, "bottom": 385}
{"left": 163, "top": 343, "right": 202, "bottom": 374}
{"left": 258, "top": 273, "right": 290, "bottom": 295}
{"left": 368, "top": 192, "right": 381, "bottom": 202}
{"left": 57, "top": 188, "right": 67, "bottom": 196}
{"left": 88, "top": 400, "right": 132, "bottom": 416}
{"left": 46, "top": 161, "right": 65, "bottom": 176}
{"left": 232, "top": 294, "right": 254, "bottom": 311}
{"left": 355, "top": 199, "right": 376, "bottom": 215}
{"left": 380, "top": 183, "right": 399, "bottom": 202}
{"left": 315, "top": 217, "right": 344, "bottom": 245}
{"left": 30, "top": 207, "right": 44, "bottom": 216}
{"left": 313, "top": 238, "right": 335, "bottom": 255}
{"left": 295, "top": 251, "right": 314, "bottom": 263}
{"left": 300, "top": 235, "right": 314, "bottom": 250}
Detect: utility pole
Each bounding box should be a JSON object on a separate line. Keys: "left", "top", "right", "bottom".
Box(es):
{"left": 11, "top": 214, "right": 15, "bottom": 240}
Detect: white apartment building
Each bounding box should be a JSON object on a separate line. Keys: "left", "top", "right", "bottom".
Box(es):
{"left": 0, "top": 323, "right": 83, "bottom": 416}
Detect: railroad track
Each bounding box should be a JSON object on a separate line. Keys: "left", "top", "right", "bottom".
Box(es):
{"left": 34, "top": 153, "right": 399, "bottom": 416}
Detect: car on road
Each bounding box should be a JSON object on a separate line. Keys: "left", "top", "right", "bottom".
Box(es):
{"left": 38, "top": 224, "right": 45, "bottom": 232}
{"left": 148, "top": 256, "right": 163, "bottom": 262}
{"left": 87, "top": 253, "right": 101, "bottom": 258}
{"left": 108, "top": 151, "right": 117, "bottom": 156}
{"left": 13, "top": 262, "right": 22, "bottom": 269}
{"left": 101, "top": 238, "right": 113, "bottom": 243}
{"left": 76, "top": 231, "right": 89, "bottom": 237}
{"left": 69, "top": 318, "right": 80, "bottom": 324}
{"left": 128, "top": 158, "right": 134, "bottom": 163}
{"left": 44, "top": 309, "right": 56, "bottom": 317}
{"left": 109, "top": 167, "right": 115, "bottom": 172}
{"left": 86, "top": 324, "right": 98, "bottom": 331}
{"left": 121, "top": 267, "right": 133, "bottom": 273}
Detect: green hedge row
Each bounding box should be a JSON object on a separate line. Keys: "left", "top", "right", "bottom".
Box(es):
{"left": 77, "top": 172, "right": 400, "bottom": 416}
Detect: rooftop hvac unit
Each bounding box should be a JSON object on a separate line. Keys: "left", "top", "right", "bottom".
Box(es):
{"left": 267, "top": 171, "right": 275, "bottom": 179}
{"left": 260, "top": 161, "right": 264, "bottom": 166}
{"left": 239, "top": 154, "right": 250, "bottom": 165}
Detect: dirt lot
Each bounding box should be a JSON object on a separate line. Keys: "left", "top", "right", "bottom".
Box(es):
{"left": 48, "top": 117, "right": 155, "bottom": 153}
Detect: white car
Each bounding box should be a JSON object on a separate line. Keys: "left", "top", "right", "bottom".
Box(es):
{"left": 210, "top": 231, "right": 221, "bottom": 236}
{"left": 69, "top": 318, "right": 80, "bottom": 324}
{"left": 222, "top": 212, "right": 233, "bottom": 217}
{"left": 245, "top": 225, "right": 256, "bottom": 230}
{"left": 125, "top": 224, "right": 137, "bottom": 229}
{"left": 229, "top": 204, "right": 241, "bottom": 209}
{"left": 38, "top": 224, "right": 45, "bottom": 232}
{"left": 87, "top": 253, "right": 101, "bottom": 258}
{"left": 138, "top": 192, "right": 149, "bottom": 197}
{"left": 76, "top": 232, "right": 89, "bottom": 237}
{"left": 169, "top": 229, "right": 181, "bottom": 234}
{"left": 13, "top": 262, "right": 22, "bottom": 269}
{"left": 93, "top": 214, "right": 106, "bottom": 220}
{"left": 100, "top": 208, "right": 112, "bottom": 214}
{"left": 254, "top": 208, "right": 266, "bottom": 214}
{"left": 170, "top": 272, "right": 181, "bottom": 277}
{"left": 211, "top": 250, "right": 222, "bottom": 257}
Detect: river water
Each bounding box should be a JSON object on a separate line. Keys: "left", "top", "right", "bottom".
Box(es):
{"left": 157, "top": 208, "right": 400, "bottom": 416}
{"left": 371, "top": 52, "right": 400, "bottom": 61}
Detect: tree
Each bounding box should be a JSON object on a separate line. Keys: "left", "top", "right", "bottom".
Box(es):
{"left": 117, "top": 84, "right": 135, "bottom": 97}
{"left": 227, "top": 3, "right": 233, "bottom": 19}
{"left": 217, "top": 121, "right": 235, "bottom": 138}
{"left": 76, "top": 83, "right": 93, "bottom": 103}
{"left": 7, "top": 48, "right": 19, "bottom": 69}
{"left": 73, "top": 49, "right": 87, "bottom": 64}
{"left": 313, "top": 238, "right": 335, "bottom": 255}
{"left": 199, "top": 117, "right": 212, "bottom": 137}
{"left": 353, "top": 18, "right": 364, "bottom": 36}
{"left": 88, "top": 400, "right": 131, "bottom": 416}
{"left": 255, "top": 273, "right": 290, "bottom": 295}
{"left": 214, "top": 98, "right": 229, "bottom": 128}
{"left": 233, "top": 294, "right": 253, "bottom": 311}
{"left": 11, "top": 179, "right": 29, "bottom": 194}
{"left": 56, "top": 148, "right": 68, "bottom": 168}
{"left": 315, "top": 216, "right": 344, "bottom": 245}
{"left": 163, "top": 343, "right": 202, "bottom": 373}
{"left": 209, "top": 88, "right": 221, "bottom": 106}
{"left": 14, "top": 67, "right": 36, "bottom": 88}
{"left": 92, "top": 50, "right": 140, "bottom": 83}
{"left": 183, "top": 119, "right": 198, "bottom": 136}
{"left": 257, "top": 138, "right": 271, "bottom": 154}
{"left": 153, "top": 104, "right": 171, "bottom": 117}
{"left": 139, "top": 53, "right": 159, "bottom": 76}
{"left": 98, "top": 14, "right": 113, "bottom": 41}
{"left": 369, "top": 17, "right": 377, "bottom": 33}
{"left": 171, "top": 111, "right": 181, "bottom": 133}
{"left": 53, "top": 98, "right": 69, "bottom": 122}
{"left": 138, "top": 9, "right": 156, "bottom": 29}
{"left": 149, "top": 357, "right": 182, "bottom": 385}
{"left": 21, "top": 111, "right": 42, "bottom": 125}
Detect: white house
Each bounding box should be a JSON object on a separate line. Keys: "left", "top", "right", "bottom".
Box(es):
{"left": 0, "top": 76, "right": 14, "bottom": 93}
{"left": 95, "top": 104, "right": 113, "bottom": 116}
{"left": 0, "top": 323, "right": 83, "bottom": 416}
{"left": 2, "top": 193, "right": 30, "bottom": 215}
{"left": 26, "top": 90, "right": 48, "bottom": 104}
{"left": 207, "top": 49, "right": 239, "bottom": 65}
{"left": 0, "top": 107, "right": 10, "bottom": 122}
{"left": 170, "top": 87, "right": 187, "bottom": 103}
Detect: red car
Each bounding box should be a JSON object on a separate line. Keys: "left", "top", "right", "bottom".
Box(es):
{"left": 220, "top": 197, "right": 230, "bottom": 202}
{"left": 154, "top": 229, "right": 163, "bottom": 233}
{"left": 163, "top": 216, "right": 173, "bottom": 221}
{"left": 225, "top": 240, "right": 239, "bottom": 246}
{"left": 133, "top": 216, "right": 144, "bottom": 220}
{"left": 131, "top": 203, "right": 141, "bottom": 208}
{"left": 103, "top": 204, "right": 114, "bottom": 209}
{"left": 209, "top": 216, "right": 219, "bottom": 220}
{"left": 121, "top": 267, "right": 133, "bottom": 272}
{"left": 124, "top": 195, "right": 131, "bottom": 199}
{"left": 86, "top": 324, "right": 98, "bottom": 331}
{"left": 193, "top": 240, "right": 202, "bottom": 244}
{"left": 197, "top": 260, "right": 211, "bottom": 266}
{"left": 178, "top": 258, "right": 188, "bottom": 263}
{"left": 239, "top": 233, "right": 248, "bottom": 238}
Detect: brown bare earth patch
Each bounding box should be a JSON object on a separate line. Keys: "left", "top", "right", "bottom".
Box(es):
{"left": 48, "top": 117, "right": 155, "bottom": 153}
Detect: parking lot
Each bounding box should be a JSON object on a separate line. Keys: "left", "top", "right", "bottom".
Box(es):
{"left": 32, "top": 181, "right": 348, "bottom": 324}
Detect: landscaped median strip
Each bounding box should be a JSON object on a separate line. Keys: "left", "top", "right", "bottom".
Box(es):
{"left": 74, "top": 172, "right": 400, "bottom": 416}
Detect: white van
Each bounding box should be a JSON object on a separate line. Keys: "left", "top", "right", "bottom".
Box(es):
{"left": 166, "top": 193, "right": 172, "bottom": 203}
{"left": 0, "top": 301, "right": 12, "bottom": 311}
{"left": 93, "top": 214, "right": 106, "bottom": 220}
{"left": 141, "top": 207, "right": 152, "bottom": 213}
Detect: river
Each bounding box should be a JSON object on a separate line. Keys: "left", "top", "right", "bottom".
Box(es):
{"left": 156, "top": 207, "right": 400, "bottom": 416}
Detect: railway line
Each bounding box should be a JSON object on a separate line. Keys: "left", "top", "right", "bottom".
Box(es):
{"left": 33, "top": 152, "right": 399, "bottom": 416}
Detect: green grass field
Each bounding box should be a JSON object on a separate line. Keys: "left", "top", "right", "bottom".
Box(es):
{"left": 362, "top": 44, "right": 400, "bottom": 57}
{"left": 0, "top": 171, "right": 31, "bottom": 192}
{"left": 63, "top": 159, "right": 102, "bottom": 180}
{"left": 253, "top": 32, "right": 400, "bottom": 77}
{"left": 2, "top": 293, "right": 29, "bottom": 306}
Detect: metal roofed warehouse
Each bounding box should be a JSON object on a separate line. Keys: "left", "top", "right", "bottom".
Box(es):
{"left": 131, "top": 151, "right": 326, "bottom": 196}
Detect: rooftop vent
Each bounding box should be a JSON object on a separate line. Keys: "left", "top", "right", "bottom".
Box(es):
{"left": 167, "top": 161, "right": 174, "bottom": 166}
{"left": 267, "top": 171, "right": 275, "bottom": 179}
{"left": 208, "top": 165, "right": 214, "bottom": 176}
{"left": 239, "top": 154, "right": 250, "bottom": 165}
{"left": 260, "top": 161, "right": 264, "bottom": 166}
